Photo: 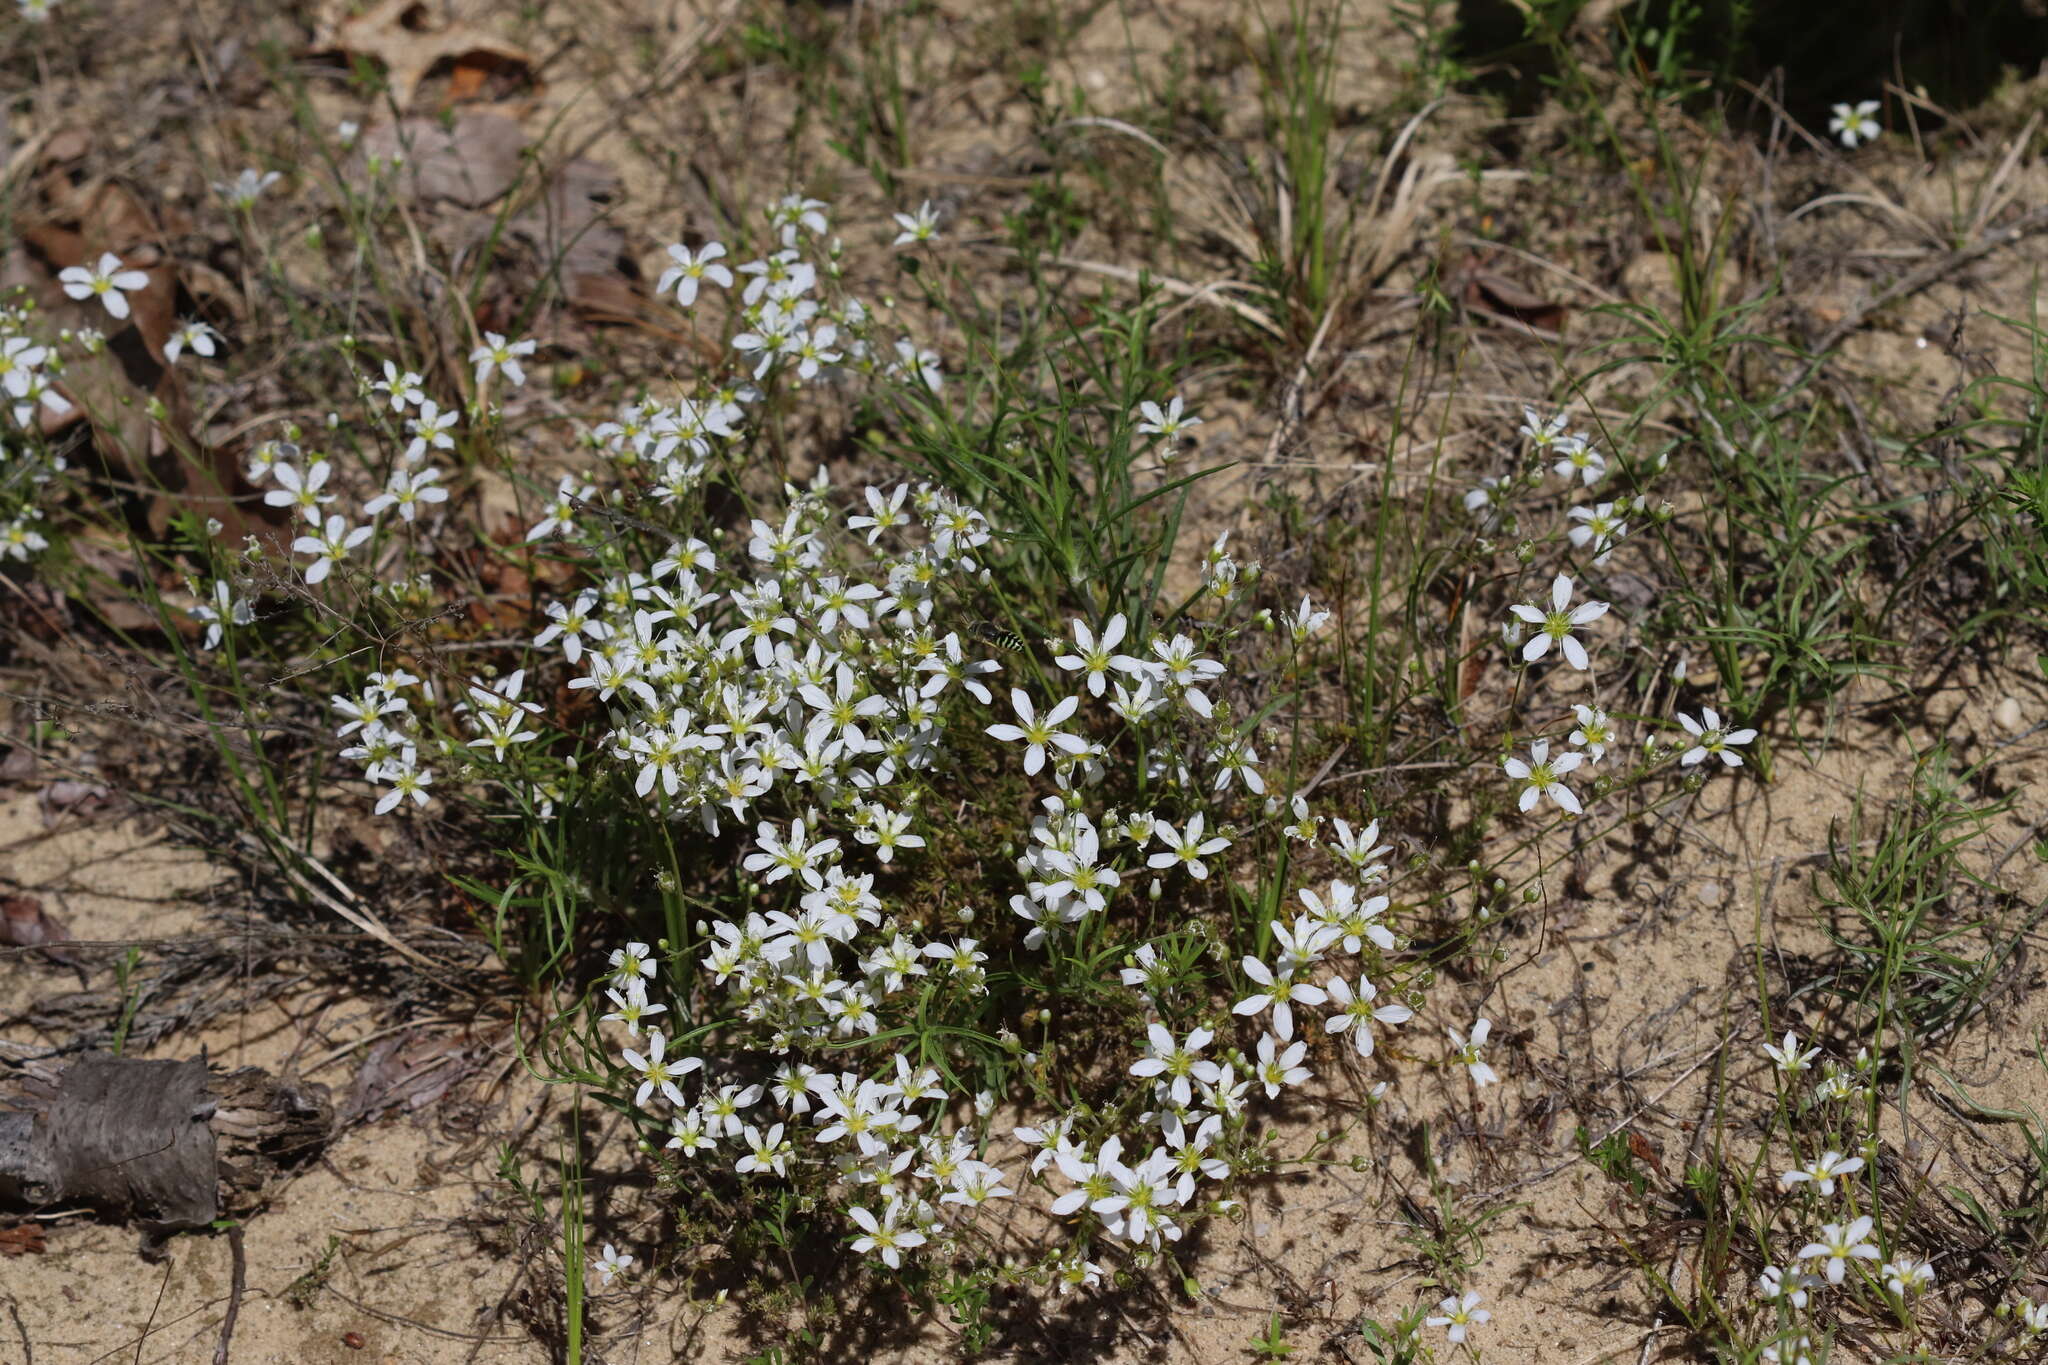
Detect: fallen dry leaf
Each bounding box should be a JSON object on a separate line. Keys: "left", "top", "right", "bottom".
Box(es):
{"left": 360, "top": 111, "right": 530, "bottom": 208}
{"left": 1, "top": 894, "right": 71, "bottom": 948}
{"left": 0, "top": 1224, "right": 46, "bottom": 1256}
{"left": 1461, "top": 267, "right": 1568, "bottom": 335}
{"left": 312, "top": 0, "right": 535, "bottom": 112}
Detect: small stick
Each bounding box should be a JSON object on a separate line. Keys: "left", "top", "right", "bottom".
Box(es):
{"left": 214, "top": 1223, "right": 247, "bottom": 1365}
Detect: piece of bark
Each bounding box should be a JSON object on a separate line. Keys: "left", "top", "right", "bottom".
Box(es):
{"left": 0, "top": 1056, "right": 331, "bottom": 1253}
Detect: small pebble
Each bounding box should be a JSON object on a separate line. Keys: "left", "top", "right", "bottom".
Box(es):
{"left": 1993, "top": 696, "right": 2024, "bottom": 732}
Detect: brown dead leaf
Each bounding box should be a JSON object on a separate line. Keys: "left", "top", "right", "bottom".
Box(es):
{"left": 1, "top": 894, "right": 71, "bottom": 948}
{"left": 313, "top": 0, "right": 535, "bottom": 112}
{"left": 361, "top": 111, "right": 530, "bottom": 209}
{"left": 339, "top": 1030, "right": 486, "bottom": 1125}
{"left": 1626, "top": 1130, "right": 1666, "bottom": 1179}
{"left": 0, "top": 1224, "right": 46, "bottom": 1256}
{"left": 1461, "top": 268, "right": 1568, "bottom": 335}
{"left": 511, "top": 157, "right": 643, "bottom": 321}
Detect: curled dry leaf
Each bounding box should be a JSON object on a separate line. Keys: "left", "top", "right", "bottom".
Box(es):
{"left": 311, "top": 0, "right": 536, "bottom": 111}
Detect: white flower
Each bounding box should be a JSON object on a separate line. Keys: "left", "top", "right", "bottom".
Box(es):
{"left": 1778, "top": 1149, "right": 1865, "bottom": 1197}
{"left": 187, "top": 579, "right": 253, "bottom": 651}
{"left": 1676, "top": 706, "right": 1757, "bottom": 767}
{"left": 1519, "top": 406, "right": 1568, "bottom": 449}
{"left": 371, "top": 748, "right": 434, "bottom": 814}
{"left": 734, "top": 1122, "right": 792, "bottom": 1176}
{"left": 1323, "top": 976, "right": 1412, "bottom": 1058}
{"left": 591, "top": 1243, "right": 632, "bottom": 1287}
{"left": 1253, "top": 1033, "right": 1310, "bottom": 1097}
{"left": 164, "top": 319, "right": 219, "bottom": 364}
{"left": 1883, "top": 1256, "right": 1935, "bottom": 1296}
{"left": 1232, "top": 955, "right": 1326, "bottom": 1040}
{"left": 58, "top": 251, "right": 149, "bottom": 321}
{"left": 290, "top": 513, "right": 372, "bottom": 584}
{"left": 1760, "top": 1335, "right": 1815, "bottom": 1365}
{"left": 1829, "top": 99, "right": 1882, "bottom": 148}
{"left": 1052, "top": 613, "right": 1143, "bottom": 697}
{"left": 1567, "top": 704, "right": 1615, "bottom": 761}
{"left": 215, "top": 168, "right": 281, "bottom": 211}
{"left": 264, "top": 459, "right": 334, "bottom": 522}
{"left": 1552, "top": 435, "right": 1606, "bottom": 485}
{"left": 848, "top": 1203, "right": 927, "bottom": 1268}
{"left": 657, "top": 241, "right": 734, "bottom": 306}
{"left": 405, "top": 399, "right": 458, "bottom": 462}
{"left": 1448, "top": 1017, "right": 1499, "bottom": 1086}
{"left": 890, "top": 201, "right": 941, "bottom": 246}
{"left": 1288, "top": 595, "right": 1330, "bottom": 644}
{"left": 985, "top": 688, "right": 1086, "bottom": 777}
{"left": 1128, "top": 1023, "right": 1220, "bottom": 1109}
{"left": 1146, "top": 812, "right": 1229, "bottom": 880}
{"left": 1425, "top": 1290, "right": 1490, "bottom": 1344}
{"left": 1567, "top": 501, "right": 1627, "bottom": 564}
{"left": 372, "top": 360, "right": 425, "bottom": 412}
{"left": 1503, "top": 738, "right": 1584, "bottom": 814}
{"left": 363, "top": 466, "right": 449, "bottom": 523}
{"left": 1799, "top": 1214, "right": 1879, "bottom": 1285}
{"left": 1136, "top": 395, "right": 1201, "bottom": 439}
{"left": 469, "top": 331, "right": 537, "bottom": 387}
{"left": 619, "top": 1029, "right": 700, "bottom": 1109}
{"left": 1507, "top": 573, "right": 1609, "bottom": 669}
{"left": 1763, "top": 1030, "right": 1819, "bottom": 1075}
{"left": 1755, "top": 1264, "right": 1819, "bottom": 1310}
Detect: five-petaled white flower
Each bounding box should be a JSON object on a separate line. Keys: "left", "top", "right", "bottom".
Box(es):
{"left": 985, "top": 688, "right": 1085, "bottom": 776}
{"left": 1508, "top": 573, "right": 1609, "bottom": 670}
{"left": 58, "top": 251, "right": 149, "bottom": 321}
{"left": 1503, "top": 738, "right": 1584, "bottom": 814}
{"left": 657, "top": 242, "right": 735, "bottom": 306}
{"left": 1883, "top": 1256, "right": 1935, "bottom": 1296}
{"left": 1053, "top": 613, "right": 1143, "bottom": 697}
{"left": 591, "top": 1243, "right": 632, "bottom": 1287}
{"left": 1426, "top": 1290, "right": 1490, "bottom": 1344}
{"left": 1568, "top": 704, "right": 1615, "bottom": 761}
{"left": 1763, "top": 1030, "right": 1820, "bottom": 1075}
{"left": 848, "top": 1203, "right": 927, "bottom": 1268}
{"left": 1136, "top": 396, "right": 1201, "bottom": 439}
{"left": 1798, "top": 1214, "right": 1879, "bottom": 1284}
{"left": 1676, "top": 707, "right": 1757, "bottom": 767}
{"left": 469, "top": 331, "right": 537, "bottom": 387}
{"left": 165, "top": 319, "right": 219, "bottom": 364}
{"left": 891, "top": 201, "right": 941, "bottom": 246}
{"left": 1323, "top": 976, "right": 1412, "bottom": 1058}
{"left": 1829, "top": 99, "right": 1882, "bottom": 148}
{"left": 1778, "top": 1149, "right": 1865, "bottom": 1197}
{"left": 1448, "top": 1017, "right": 1499, "bottom": 1086}
{"left": 215, "top": 168, "right": 281, "bottom": 211}
{"left": 620, "top": 1029, "right": 701, "bottom": 1109}
{"left": 188, "top": 579, "right": 254, "bottom": 651}
{"left": 1146, "top": 812, "right": 1230, "bottom": 880}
